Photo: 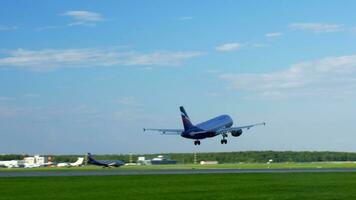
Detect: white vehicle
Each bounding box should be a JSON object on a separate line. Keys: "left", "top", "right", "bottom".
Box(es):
{"left": 57, "top": 157, "right": 84, "bottom": 167}
{"left": 0, "top": 160, "right": 19, "bottom": 168}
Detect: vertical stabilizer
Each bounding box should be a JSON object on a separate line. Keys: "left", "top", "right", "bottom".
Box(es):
{"left": 73, "top": 157, "right": 84, "bottom": 166}
{"left": 180, "top": 106, "right": 194, "bottom": 131}
{"left": 87, "top": 153, "right": 94, "bottom": 162}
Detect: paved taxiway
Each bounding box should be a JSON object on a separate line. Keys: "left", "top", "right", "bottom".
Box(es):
{"left": 2, "top": 168, "right": 356, "bottom": 177}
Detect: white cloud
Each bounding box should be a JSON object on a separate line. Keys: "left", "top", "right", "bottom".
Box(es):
{"left": 117, "top": 96, "right": 137, "bottom": 106}
{"left": 123, "top": 51, "right": 203, "bottom": 65}
{"left": 216, "top": 43, "right": 242, "bottom": 52}
{"left": 62, "top": 10, "right": 104, "bottom": 26}
{"left": 250, "top": 43, "right": 268, "bottom": 48}
{"left": 0, "top": 104, "right": 103, "bottom": 122}
{"left": 113, "top": 109, "right": 168, "bottom": 123}
{"left": 23, "top": 93, "right": 40, "bottom": 98}
{"left": 0, "top": 48, "right": 115, "bottom": 70}
{"left": 0, "top": 48, "right": 204, "bottom": 71}
{"left": 205, "top": 69, "right": 221, "bottom": 74}
{"left": 219, "top": 55, "right": 356, "bottom": 98}
{"left": 178, "top": 16, "right": 193, "bottom": 21}
{"left": 206, "top": 92, "right": 221, "bottom": 97}
{"left": 289, "top": 23, "right": 344, "bottom": 33}
{"left": 0, "top": 25, "right": 19, "bottom": 31}
{"left": 0, "top": 105, "right": 22, "bottom": 118}
{"left": 36, "top": 26, "right": 60, "bottom": 31}
{"left": 215, "top": 42, "right": 265, "bottom": 52}
{"left": 0, "top": 96, "right": 13, "bottom": 101}
{"left": 265, "top": 32, "right": 283, "bottom": 37}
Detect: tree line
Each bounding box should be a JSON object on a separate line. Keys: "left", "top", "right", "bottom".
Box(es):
{"left": 2, "top": 151, "right": 356, "bottom": 164}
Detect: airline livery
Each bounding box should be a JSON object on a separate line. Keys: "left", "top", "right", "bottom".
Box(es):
{"left": 144, "top": 106, "right": 265, "bottom": 145}
{"left": 87, "top": 153, "right": 125, "bottom": 167}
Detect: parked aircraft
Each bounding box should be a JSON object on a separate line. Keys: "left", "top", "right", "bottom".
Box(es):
{"left": 24, "top": 163, "right": 41, "bottom": 168}
{"left": 0, "top": 161, "right": 42, "bottom": 168}
{"left": 57, "top": 157, "right": 84, "bottom": 167}
{"left": 87, "top": 153, "right": 124, "bottom": 167}
{"left": 24, "top": 162, "right": 54, "bottom": 168}
{"left": 144, "top": 106, "right": 265, "bottom": 145}
{"left": 0, "top": 160, "right": 20, "bottom": 168}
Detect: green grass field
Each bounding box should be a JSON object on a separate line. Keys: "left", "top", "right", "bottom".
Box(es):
{"left": 1, "top": 173, "right": 356, "bottom": 200}
{"left": 2, "top": 162, "right": 356, "bottom": 172}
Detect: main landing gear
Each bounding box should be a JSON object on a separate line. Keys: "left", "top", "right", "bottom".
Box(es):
{"left": 220, "top": 139, "right": 227, "bottom": 144}
{"left": 220, "top": 133, "right": 228, "bottom": 144}
{"left": 194, "top": 140, "right": 201, "bottom": 145}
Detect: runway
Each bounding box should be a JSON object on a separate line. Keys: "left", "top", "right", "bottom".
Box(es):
{"left": 1, "top": 168, "right": 356, "bottom": 177}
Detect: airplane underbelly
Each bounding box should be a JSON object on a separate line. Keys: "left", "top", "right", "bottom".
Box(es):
{"left": 183, "top": 131, "right": 216, "bottom": 139}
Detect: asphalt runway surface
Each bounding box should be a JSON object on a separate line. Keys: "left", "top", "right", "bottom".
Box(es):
{"left": 2, "top": 168, "right": 356, "bottom": 177}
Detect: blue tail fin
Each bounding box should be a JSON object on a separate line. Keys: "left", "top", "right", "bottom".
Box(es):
{"left": 180, "top": 106, "right": 193, "bottom": 131}
{"left": 87, "top": 153, "right": 94, "bottom": 162}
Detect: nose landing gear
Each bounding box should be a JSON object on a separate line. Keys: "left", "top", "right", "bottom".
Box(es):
{"left": 194, "top": 140, "right": 201, "bottom": 145}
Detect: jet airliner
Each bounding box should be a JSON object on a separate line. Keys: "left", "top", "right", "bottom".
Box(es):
{"left": 144, "top": 106, "right": 265, "bottom": 145}
{"left": 87, "top": 153, "right": 125, "bottom": 167}
{"left": 57, "top": 157, "right": 84, "bottom": 167}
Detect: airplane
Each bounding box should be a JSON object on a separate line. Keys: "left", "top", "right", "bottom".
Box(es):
{"left": 144, "top": 106, "right": 265, "bottom": 145}
{"left": 24, "top": 163, "right": 41, "bottom": 168}
{"left": 57, "top": 157, "right": 84, "bottom": 167}
{"left": 87, "top": 153, "right": 125, "bottom": 168}
{"left": 0, "top": 160, "right": 20, "bottom": 168}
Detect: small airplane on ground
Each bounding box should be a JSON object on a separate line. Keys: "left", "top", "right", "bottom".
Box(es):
{"left": 87, "top": 153, "right": 125, "bottom": 168}
{"left": 57, "top": 157, "right": 84, "bottom": 167}
{"left": 144, "top": 106, "right": 265, "bottom": 145}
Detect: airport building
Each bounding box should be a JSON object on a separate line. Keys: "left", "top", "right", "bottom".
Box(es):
{"left": 24, "top": 155, "right": 48, "bottom": 165}
{"left": 0, "top": 155, "right": 50, "bottom": 168}
{"left": 137, "top": 155, "right": 177, "bottom": 165}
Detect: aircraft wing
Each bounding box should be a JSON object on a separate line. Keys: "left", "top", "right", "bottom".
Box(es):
{"left": 107, "top": 161, "right": 124, "bottom": 167}
{"left": 143, "top": 128, "right": 183, "bottom": 135}
{"left": 217, "top": 122, "right": 266, "bottom": 134}
{"left": 108, "top": 162, "right": 118, "bottom": 166}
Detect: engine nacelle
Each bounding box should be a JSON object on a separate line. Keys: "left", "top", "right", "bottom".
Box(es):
{"left": 231, "top": 129, "right": 242, "bottom": 137}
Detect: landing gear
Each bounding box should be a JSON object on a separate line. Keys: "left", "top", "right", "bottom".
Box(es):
{"left": 194, "top": 140, "right": 201, "bottom": 145}
{"left": 221, "top": 134, "right": 228, "bottom": 144}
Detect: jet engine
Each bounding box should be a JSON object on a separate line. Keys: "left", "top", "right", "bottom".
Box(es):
{"left": 231, "top": 129, "right": 242, "bottom": 137}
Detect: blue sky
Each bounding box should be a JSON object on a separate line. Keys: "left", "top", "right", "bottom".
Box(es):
{"left": 1, "top": 1, "right": 356, "bottom": 154}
